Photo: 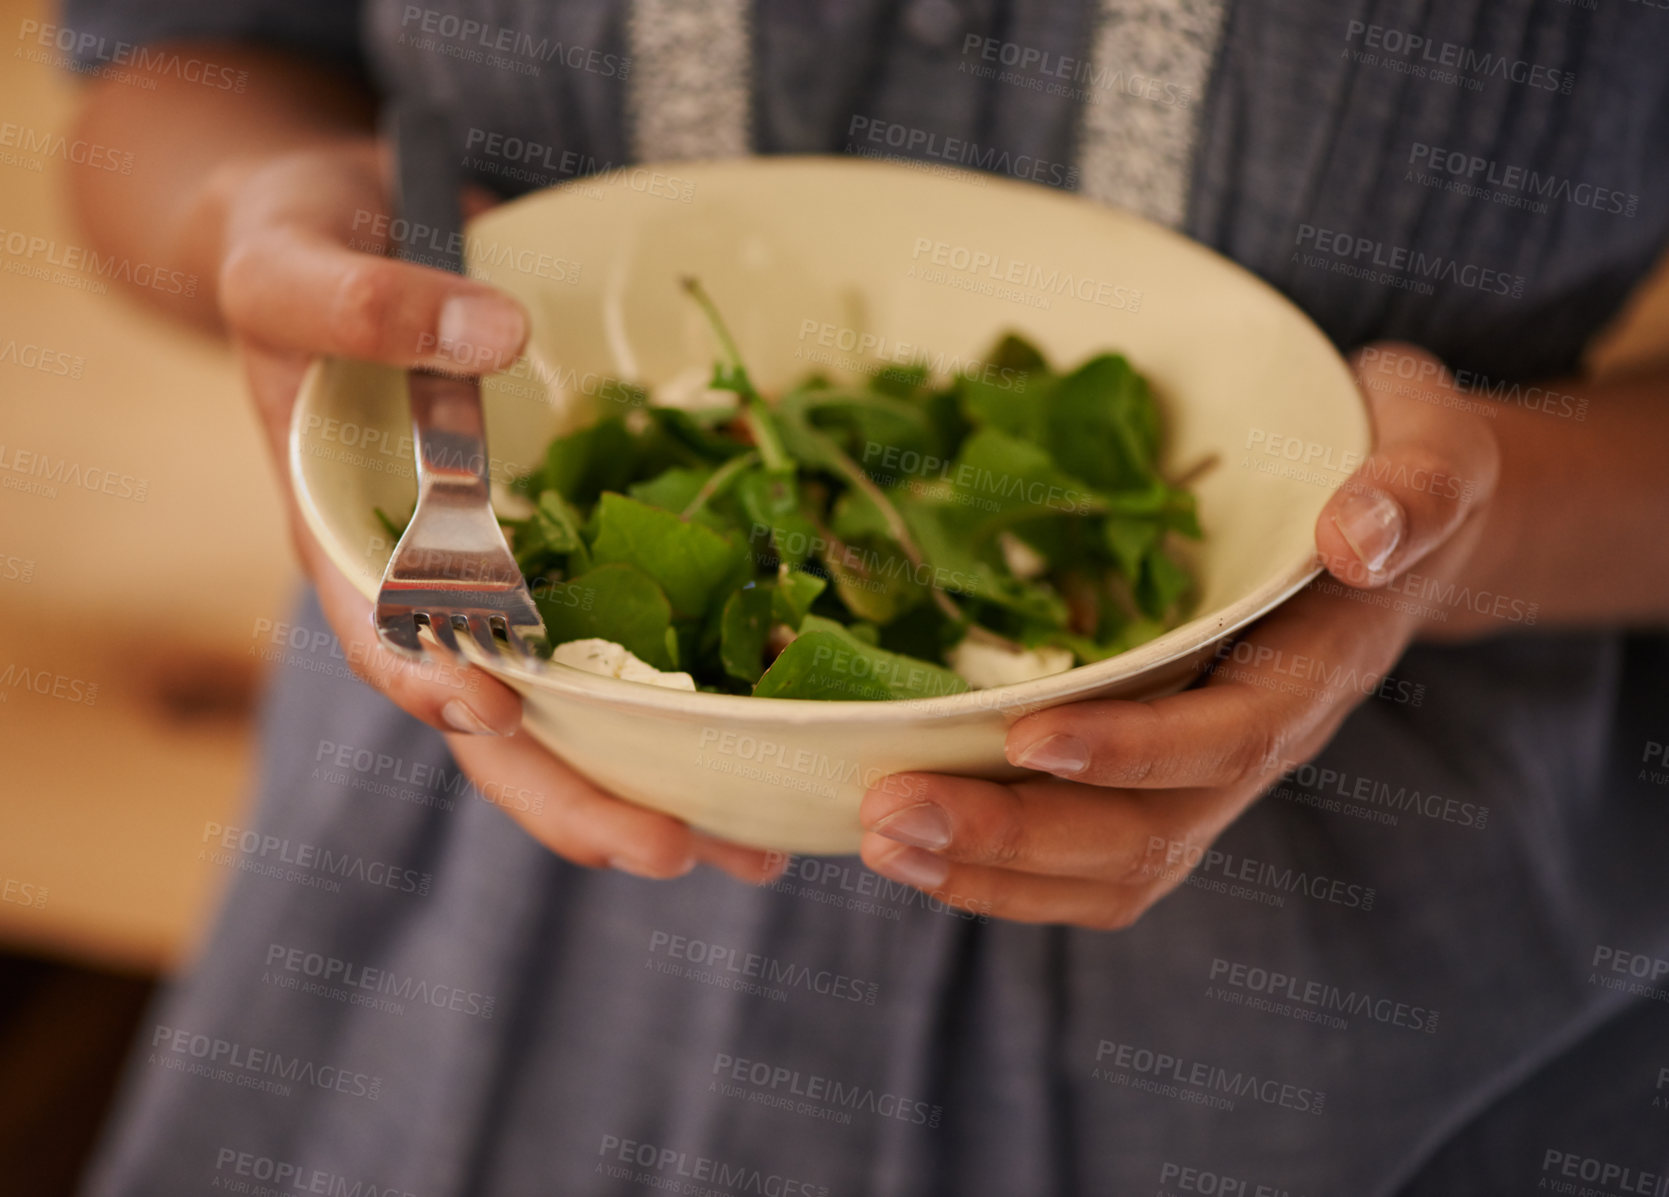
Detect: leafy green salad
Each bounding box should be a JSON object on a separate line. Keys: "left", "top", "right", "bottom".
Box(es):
{"left": 387, "top": 282, "right": 1204, "bottom": 701}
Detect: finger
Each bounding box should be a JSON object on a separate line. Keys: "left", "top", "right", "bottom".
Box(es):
{"left": 221, "top": 227, "right": 528, "bottom": 373}
{"left": 692, "top": 833, "right": 790, "bottom": 885}
{"left": 861, "top": 773, "right": 1175, "bottom": 881}
{"left": 1318, "top": 343, "right": 1500, "bottom": 587}
{"left": 1003, "top": 571, "right": 1405, "bottom": 789}
{"left": 858, "top": 835, "right": 1144, "bottom": 930}
{"left": 447, "top": 729, "right": 699, "bottom": 879}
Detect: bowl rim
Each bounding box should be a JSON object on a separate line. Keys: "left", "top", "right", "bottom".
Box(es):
{"left": 290, "top": 154, "right": 1363, "bottom": 725}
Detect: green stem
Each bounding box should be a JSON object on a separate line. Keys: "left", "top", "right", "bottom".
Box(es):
{"left": 680, "top": 450, "right": 759, "bottom": 520}
{"left": 680, "top": 277, "right": 791, "bottom": 472}
{"left": 805, "top": 426, "right": 966, "bottom": 625}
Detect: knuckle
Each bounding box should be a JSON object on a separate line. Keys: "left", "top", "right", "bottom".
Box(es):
{"left": 330, "top": 261, "right": 402, "bottom": 356}
{"left": 1224, "top": 722, "right": 1284, "bottom": 788}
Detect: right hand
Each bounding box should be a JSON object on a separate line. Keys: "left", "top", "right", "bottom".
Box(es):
{"left": 217, "top": 141, "right": 782, "bottom": 884}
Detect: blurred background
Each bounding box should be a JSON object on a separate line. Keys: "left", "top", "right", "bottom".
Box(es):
{"left": 0, "top": 0, "right": 1667, "bottom": 1189}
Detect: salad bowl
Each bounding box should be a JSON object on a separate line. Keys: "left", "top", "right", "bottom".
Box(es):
{"left": 290, "top": 156, "right": 1370, "bottom": 854}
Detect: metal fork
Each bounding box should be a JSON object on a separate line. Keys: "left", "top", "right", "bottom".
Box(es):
{"left": 372, "top": 104, "right": 545, "bottom": 666}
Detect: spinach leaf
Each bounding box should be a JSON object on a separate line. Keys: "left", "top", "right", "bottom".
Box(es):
{"left": 587, "top": 493, "right": 749, "bottom": 619}
{"left": 1045, "top": 354, "right": 1159, "bottom": 493}
{"left": 538, "top": 563, "right": 675, "bottom": 669}
{"left": 753, "top": 616, "right": 968, "bottom": 701}
{"left": 718, "top": 585, "right": 773, "bottom": 683}
{"left": 734, "top": 466, "right": 820, "bottom": 568}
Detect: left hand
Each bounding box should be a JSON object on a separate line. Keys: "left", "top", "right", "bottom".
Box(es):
{"left": 858, "top": 343, "right": 1502, "bottom": 928}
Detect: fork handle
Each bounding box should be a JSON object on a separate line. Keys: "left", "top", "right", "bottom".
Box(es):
{"left": 409, "top": 371, "right": 492, "bottom": 502}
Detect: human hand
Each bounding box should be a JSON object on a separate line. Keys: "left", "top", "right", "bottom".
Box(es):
{"left": 217, "top": 141, "right": 780, "bottom": 883}
{"left": 856, "top": 343, "right": 1501, "bottom": 927}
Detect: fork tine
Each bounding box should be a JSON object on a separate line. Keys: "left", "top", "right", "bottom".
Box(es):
{"left": 466, "top": 616, "right": 503, "bottom": 662}
{"left": 376, "top": 611, "right": 425, "bottom": 658}
{"left": 427, "top": 613, "right": 463, "bottom": 655}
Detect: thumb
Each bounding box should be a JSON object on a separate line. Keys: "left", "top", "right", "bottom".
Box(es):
{"left": 1317, "top": 343, "right": 1501, "bottom": 589}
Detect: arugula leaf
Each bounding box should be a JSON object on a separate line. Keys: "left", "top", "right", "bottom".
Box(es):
{"left": 514, "top": 491, "right": 591, "bottom": 576}
{"left": 538, "top": 563, "right": 675, "bottom": 669}
{"left": 587, "top": 493, "right": 750, "bottom": 620}
{"left": 753, "top": 616, "right": 968, "bottom": 701}
{"left": 734, "top": 467, "right": 819, "bottom": 568}
{"left": 718, "top": 585, "right": 773, "bottom": 683}
{"left": 1102, "top": 516, "right": 1160, "bottom": 581}
{"left": 1136, "top": 546, "right": 1192, "bottom": 621}
{"left": 770, "top": 567, "right": 827, "bottom": 627}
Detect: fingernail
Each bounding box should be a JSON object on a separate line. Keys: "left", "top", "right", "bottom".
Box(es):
{"left": 609, "top": 854, "right": 695, "bottom": 880}
{"left": 874, "top": 803, "right": 953, "bottom": 851}
{"left": 1014, "top": 733, "right": 1089, "bottom": 776}
{"left": 441, "top": 698, "right": 501, "bottom": 735}
{"left": 437, "top": 294, "right": 527, "bottom": 366}
{"left": 1332, "top": 489, "right": 1403, "bottom": 575}
{"left": 870, "top": 844, "right": 950, "bottom": 890}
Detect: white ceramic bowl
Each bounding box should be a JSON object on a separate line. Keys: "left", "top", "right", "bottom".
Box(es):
{"left": 290, "top": 156, "right": 1369, "bottom": 854}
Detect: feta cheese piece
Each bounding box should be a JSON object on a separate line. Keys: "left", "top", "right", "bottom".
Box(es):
{"left": 998, "top": 532, "right": 1048, "bottom": 580}
{"left": 947, "top": 638, "right": 1075, "bottom": 690}
{"left": 550, "top": 638, "right": 697, "bottom": 691}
